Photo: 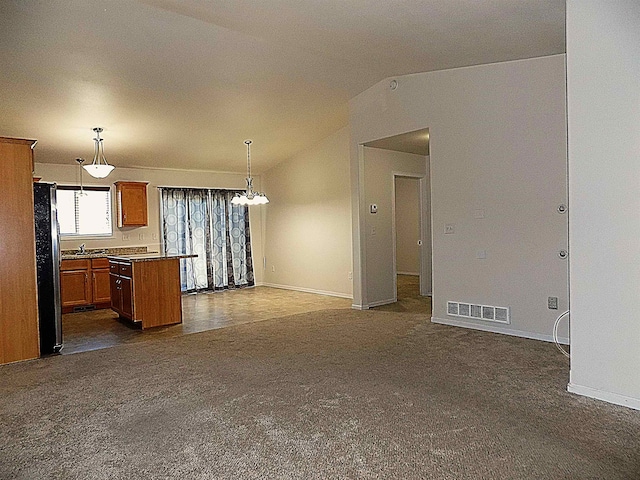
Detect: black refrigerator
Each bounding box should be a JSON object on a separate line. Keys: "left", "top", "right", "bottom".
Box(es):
{"left": 34, "top": 182, "right": 63, "bottom": 354}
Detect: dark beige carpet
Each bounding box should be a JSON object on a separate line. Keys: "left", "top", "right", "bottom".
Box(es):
{"left": 1, "top": 309, "right": 639, "bottom": 479}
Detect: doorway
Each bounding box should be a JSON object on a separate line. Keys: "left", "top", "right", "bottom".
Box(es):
{"left": 394, "top": 176, "right": 423, "bottom": 301}
{"left": 393, "top": 172, "right": 432, "bottom": 303}
{"left": 361, "top": 127, "right": 432, "bottom": 310}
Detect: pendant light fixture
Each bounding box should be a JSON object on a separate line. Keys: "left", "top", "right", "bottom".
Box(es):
{"left": 83, "top": 127, "right": 115, "bottom": 178}
{"left": 231, "top": 140, "right": 269, "bottom": 205}
{"left": 76, "top": 157, "right": 87, "bottom": 196}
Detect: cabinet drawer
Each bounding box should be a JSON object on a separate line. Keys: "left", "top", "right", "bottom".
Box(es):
{"left": 119, "top": 263, "right": 133, "bottom": 277}
{"left": 109, "top": 262, "right": 119, "bottom": 273}
{"left": 60, "top": 259, "right": 90, "bottom": 271}
{"left": 91, "top": 257, "right": 109, "bottom": 269}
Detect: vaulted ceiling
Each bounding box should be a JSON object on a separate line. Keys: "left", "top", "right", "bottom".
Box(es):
{"left": 0, "top": 1, "right": 565, "bottom": 173}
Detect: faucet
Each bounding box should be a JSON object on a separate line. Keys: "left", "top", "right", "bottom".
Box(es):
{"left": 78, "top": 243, "right": 86, "bottom": 254}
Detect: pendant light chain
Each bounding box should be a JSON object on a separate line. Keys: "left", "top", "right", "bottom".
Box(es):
{"left": 245, "top": 139, "right": 252, "bottom": 180}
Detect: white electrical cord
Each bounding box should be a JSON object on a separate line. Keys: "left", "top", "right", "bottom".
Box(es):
{"left": 553, "top": 310, "right": 570, "bottom": 358}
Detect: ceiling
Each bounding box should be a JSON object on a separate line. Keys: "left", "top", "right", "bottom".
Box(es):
{"left": 365, "top": 129, "right": 430, "bottom": 156}
{"left": 0, "top": 0, "right": 565, "bottom": 174}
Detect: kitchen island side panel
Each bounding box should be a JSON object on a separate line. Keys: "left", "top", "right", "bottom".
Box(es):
{"left": 134, "top": 258, "right": 182, "bottom": 329}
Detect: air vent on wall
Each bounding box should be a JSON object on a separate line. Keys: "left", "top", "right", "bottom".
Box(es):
{"left": 447, "top": 301, "right": 510, "bottom": 325}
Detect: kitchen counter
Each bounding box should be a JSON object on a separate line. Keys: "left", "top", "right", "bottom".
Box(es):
{"left": 61, "top": 252, "right": 112, "bottom": 260}
{"left": 106, "top": 253, "right": 197, "bottom": 262}
{"left": 61, "top": 246, "right": 150, "bottom": 261}
{"left": 107, "top": 254, "right": 195, "bottom": 329}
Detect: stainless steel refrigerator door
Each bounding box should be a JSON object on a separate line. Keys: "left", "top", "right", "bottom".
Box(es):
{"left": 50, "top": 183, "right": 63, "bottom": 351}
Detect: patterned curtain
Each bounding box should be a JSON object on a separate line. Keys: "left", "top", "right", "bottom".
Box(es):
{"left": 160, "top": 188, "right": 254, "bottom": 292}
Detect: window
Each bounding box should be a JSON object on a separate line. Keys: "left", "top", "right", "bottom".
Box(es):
{"left": 57, "top": 186, "right": 113, "bottom": 237}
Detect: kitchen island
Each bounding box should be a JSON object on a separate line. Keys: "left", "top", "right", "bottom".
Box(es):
{"left": 107, "top": 254, "right": 196, "bottom": 329}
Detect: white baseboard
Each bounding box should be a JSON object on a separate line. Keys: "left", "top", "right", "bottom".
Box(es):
{"left": 367, "top": 298, "right": 397, "bottom": 308}
{"left": 351, "top": 303, "right": 368, "bottom": 310}
{"left": 431, "top": 316, "right": 570, "bottom": 345}
{"left": 260, "top": 283, "right": 352, "bottom": 300}
{"left": 567, "top": 383, "right": 640, "bottom": 411}
{"left": 397, "top": 271, "right": 419, "bottom": 276}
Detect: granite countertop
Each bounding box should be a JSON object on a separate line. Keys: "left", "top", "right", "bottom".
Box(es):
{"left": 106, "top": 253, "right": 198, "bottom": 262}
{"left": 60, "top": 247, "right": 149, "bottom": 260}
{"left": 61, "top": 252, "right": 111, "bottom": 260}
{"left": 61, "top": 246, "right": 150, "bottom": 261}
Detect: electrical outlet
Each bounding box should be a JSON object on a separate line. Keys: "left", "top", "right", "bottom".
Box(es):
{"left": 152, "top": 233, "right": 158, "bottom": 241}
{"left": 139, "top": 233, "right": 145, "bottom": 240}
{"left": 548, "top": 296, "right": 558, "bottom": 310}
{"left": 348, "top": 271, "right": 353, "bottom": 280}
{"left": 444, "top": 223, "right": 455, "bottom": 234}
{"left": 370, "top": 226, "right": 376, "bottom": 236}
{"left": 122, "top": 233, "right": 130, "bottom": 241}
{"left": 271, "top": 265, "right": 275, "bottom": 272}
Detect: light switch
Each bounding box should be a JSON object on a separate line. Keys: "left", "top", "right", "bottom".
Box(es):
{"left": 371, "top": 226, "right": 377, "bottom": 236}
{"left": 370, "top": 204, "right": 378, "bottom": 214}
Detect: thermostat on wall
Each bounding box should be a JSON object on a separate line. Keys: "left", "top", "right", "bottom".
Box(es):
{"left": 370, "top": 204, "right": 378, "bottom": 214}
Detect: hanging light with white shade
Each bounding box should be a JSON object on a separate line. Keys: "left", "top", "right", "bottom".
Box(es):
{"left": 83, "top": 127, "right": 115, "bottom": 178}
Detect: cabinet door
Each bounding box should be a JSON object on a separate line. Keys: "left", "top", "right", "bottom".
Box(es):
{"left": 109, "top": 273, "right": 122, "bottom": 314}
{"left": 120, "top": 276, "right": 134, "bottom": 319}
{"left": 116, "top": 182, "right": 148, "bottom": 227}
{"left": 92, "top": 268, "right": 111, "bottom": 305}
{"left": 60, "top": 270, "right": 91, "bottom": 309}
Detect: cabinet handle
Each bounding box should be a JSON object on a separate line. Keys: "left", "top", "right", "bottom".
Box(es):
{"left": 84, "top": 273, "right": 88, "bottom": 284}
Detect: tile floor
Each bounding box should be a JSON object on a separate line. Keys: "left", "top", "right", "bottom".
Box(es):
{"left": 61, "top": 276, "right": 431, "bottom": 355}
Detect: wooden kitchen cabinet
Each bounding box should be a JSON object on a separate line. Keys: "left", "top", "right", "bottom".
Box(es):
{"left": 109, "top": 257, "right": 182, "bottom": 329}
{"left": 60, "top": 257, "right": 111, "bottom": 313}
{"left": 115, "top": 181, "right": 148, "bottom": 227}
{"left": 109, "top": 260, "right": 134, "bottom": 320}
{"left": 0, "top": 137, "right": 40, "bottom": 364}
{"left": 91, "top": 258, "right": 111, "bottom": 305}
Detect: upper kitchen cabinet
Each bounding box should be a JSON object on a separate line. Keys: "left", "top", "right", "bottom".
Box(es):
{"left": 0, "top": 137, "right": 40, "bottom": 364}
{"left": 115, "top": 181, "right": 148, "bottom": 228}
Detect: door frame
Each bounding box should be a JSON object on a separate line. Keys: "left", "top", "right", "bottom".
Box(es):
{"left": 391, "top": 171, "right": 432, "bottom": 300}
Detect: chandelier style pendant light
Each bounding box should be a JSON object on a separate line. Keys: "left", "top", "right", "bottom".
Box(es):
{"left": 231, "top": 139, "right": 269, "bottom": 206}
{"left": 83, "top": 127, "right": 115, "bottom": 178}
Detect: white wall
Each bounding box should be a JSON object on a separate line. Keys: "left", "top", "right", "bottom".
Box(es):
{"left": 350, "top": 55, "right": 569, "bottom": 341}
{"left": 363, "top": 148, "right": 426, "bottom": 306}
{"left": 262, "top": 126, "right": 352, "bottom": 298}
{"left": 34, "top": 162, "right": 265, "bottom": 284}
{"left": 567, "top": 0, "right": 640, "bottom": 409}
{"left": 395, "top": 177, "right": 421, "bottom": 275}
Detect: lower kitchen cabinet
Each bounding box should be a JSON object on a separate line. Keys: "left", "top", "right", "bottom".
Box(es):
{"left": 91, "top": 259, "right": 111, "bottom": 305}
{"left": 60, "top": 259, "right": 91, "bottom": 312}
{"left": 60, "top": 257, "right": 111, "bottom": 313}
{"left": 109, "top": 261, "right": 134, "bottom": 320}
{"left": 109, "top": 257, "right": 182, "bottom": 329}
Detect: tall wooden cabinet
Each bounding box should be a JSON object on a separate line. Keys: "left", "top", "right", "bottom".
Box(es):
{"left": 0, "top": 137, "right": 40, "bottom": 364}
